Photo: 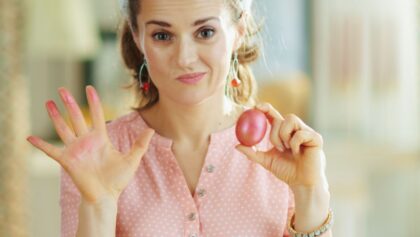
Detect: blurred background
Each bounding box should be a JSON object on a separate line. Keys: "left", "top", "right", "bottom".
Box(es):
{"left": 0, "top": 0, "right": 419, "bottom": 236}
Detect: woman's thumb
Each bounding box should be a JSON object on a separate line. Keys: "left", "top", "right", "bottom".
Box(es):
{"left": 127, "top": 128, "right": 155, "bottom": 164}
{"left": 235, "top": 144, "right": 272, "bottom": 170}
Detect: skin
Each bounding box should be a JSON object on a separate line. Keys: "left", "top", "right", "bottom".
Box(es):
{"left": 132, "top": 0, "right": 245, "bottom": 146}
{"left": 27, "top": 0, "right": 332, "bottom": 235}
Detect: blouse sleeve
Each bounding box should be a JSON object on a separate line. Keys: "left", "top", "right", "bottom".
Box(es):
{"left": 59, "top": 168, "right": 81, "bottom": 237}
{"left": 283, "top": 187, "right": 295, "bottom": 237}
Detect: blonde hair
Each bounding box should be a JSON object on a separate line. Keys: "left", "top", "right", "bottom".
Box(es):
{"left": 118, "top": 0, "right": 261, "bottom": 110}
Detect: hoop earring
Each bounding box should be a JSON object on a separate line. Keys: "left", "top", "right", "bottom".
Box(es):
{"left": 138, "top": 60, "right": 151, "bottom": 93}
{"left": 230, "top": 52, "right": 241, "bottom": 88}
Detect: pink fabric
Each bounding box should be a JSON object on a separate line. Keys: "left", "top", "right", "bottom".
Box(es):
{"left": 60, "top": 111, "right": 295, "bottom": 237}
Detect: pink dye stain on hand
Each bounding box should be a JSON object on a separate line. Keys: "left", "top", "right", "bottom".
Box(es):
{"left": 68, "top": 134, "right": 104, "bottom": 161}
{"left": 235, "top": 109, "right": 268, "bottom": 146}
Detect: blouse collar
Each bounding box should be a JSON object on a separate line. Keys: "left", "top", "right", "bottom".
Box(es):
{"left": 134, "top": 111, "right": 238, "bottom": 150}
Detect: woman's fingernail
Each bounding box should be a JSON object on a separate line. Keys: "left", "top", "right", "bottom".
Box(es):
{"left": 58, "top": 88, "right": 67, "bottom": 102}
{"left": 262, "top": 104, "right": 270, "bottom": 111}
{"left": 46, "top": 101, "right": 58, "bottom": 116}
{"left": 276, "top": 146, "right": 284, "bottom": 152}
{"left": 87, "top": 86, "right": 99, "bottom": 102}
{"left": 292, "top": 147, "right": 300, "bottom": 157}
{"left": 59, "top": 88, "right": 75, "bottom": 105}
{"left": 27, "top": 136, "right": 37, "bottom": 144}
{"left": 147, "top": 128, "right": 155, "bottom": 136}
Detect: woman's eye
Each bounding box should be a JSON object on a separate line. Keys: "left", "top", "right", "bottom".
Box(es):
{"left": 153, "top": 32, "right": 171, "bottom": 41}
{"left": 198, "top": 28, "right": 215, "bottom": 39}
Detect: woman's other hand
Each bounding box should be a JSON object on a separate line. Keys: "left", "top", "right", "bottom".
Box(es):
{"left": 236, "top": 103, "right": 332, "bottom": 234}
{"left": 235, "top": 102, "right": 327, "bottom": 189}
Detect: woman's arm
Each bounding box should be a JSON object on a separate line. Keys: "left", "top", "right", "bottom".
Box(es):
{"left": 292, "top": 183, "right": 332, "bottom": 236}
{"left": 76, "top": 197, "right": 118, "bottom": 237}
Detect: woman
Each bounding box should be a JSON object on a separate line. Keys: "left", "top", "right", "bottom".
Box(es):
{"left": 27, "top": 0, "right": 333, "bottom": 236}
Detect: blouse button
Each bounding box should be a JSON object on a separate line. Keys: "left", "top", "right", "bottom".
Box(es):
{"left": 197, "top": 188, "right": 206, "bottom": 197}
{"left": 206, "top": 164, "right": 215, "bottom": 173}
{"left": 188, "top": 212, "right": 196, "bottom": 221}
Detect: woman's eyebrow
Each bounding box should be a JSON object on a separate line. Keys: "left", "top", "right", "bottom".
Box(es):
{"left": 145, "top": 17, "right": 219, "bottom": 28}
{"left": 146, "top": 20, "right": 171, "bottom": 27}
{"left": 193, "top": 17, "right": 220, "bottom": 26}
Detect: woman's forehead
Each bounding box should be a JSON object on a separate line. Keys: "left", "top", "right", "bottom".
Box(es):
{"left": 139, "top": 0, "right": 230, "bottom": 23}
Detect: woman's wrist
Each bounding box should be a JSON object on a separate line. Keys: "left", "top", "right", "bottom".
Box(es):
{"left": 290, "top": 181, "right": 331, "bottom": 232}
{"left": 76, "top": 196, "right": 119, "bottom": 237}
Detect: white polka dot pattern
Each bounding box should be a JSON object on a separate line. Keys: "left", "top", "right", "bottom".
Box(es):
{"left": 60, "top": 112, "right": 295, "bottom": 237}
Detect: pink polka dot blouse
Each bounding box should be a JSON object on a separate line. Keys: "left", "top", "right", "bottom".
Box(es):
{"left": 60, "top": 111, "right": 295, "bottom": 237}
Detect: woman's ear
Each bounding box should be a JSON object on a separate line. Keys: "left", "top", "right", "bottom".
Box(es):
{"left": 233, "top": 12, "right": 247, "bottom": 51}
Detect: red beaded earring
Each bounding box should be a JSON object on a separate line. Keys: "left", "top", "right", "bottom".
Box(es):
{"left": 138, "top": 60, "right": 151, "bottom": 93}
{"left": 230, "top": 52, "right": 241, "bottom": 87}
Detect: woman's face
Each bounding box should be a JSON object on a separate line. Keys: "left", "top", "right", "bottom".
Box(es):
{"left": 133, "top": 0, "right": 242, "bottom": 106}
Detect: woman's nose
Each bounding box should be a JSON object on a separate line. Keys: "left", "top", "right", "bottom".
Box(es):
{"left": 176, "top": 38, "right": 198, "bottom": 68}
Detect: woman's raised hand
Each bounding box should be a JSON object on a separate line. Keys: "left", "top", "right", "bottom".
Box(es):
{"left": 27, "top": 86, "right": 155, "bottom": 203}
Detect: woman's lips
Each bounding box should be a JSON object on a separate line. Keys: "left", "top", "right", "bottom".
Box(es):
{"left": 176, "top": 72, "right": 206, "bottom": 85}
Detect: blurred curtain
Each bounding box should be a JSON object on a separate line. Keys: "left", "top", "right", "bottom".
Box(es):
{"left": 0, "top": 0, "right": 30, "bottom": 236}
{"left": 312, "top": 0, "right": 419, "bottom": 151}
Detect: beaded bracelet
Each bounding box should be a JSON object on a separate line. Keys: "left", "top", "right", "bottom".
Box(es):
{"left": 287, "top": 209, "right": 334, "bottom": 237}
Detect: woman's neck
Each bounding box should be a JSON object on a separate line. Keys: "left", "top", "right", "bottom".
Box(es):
{"left": 140, "top": 94, "right": 243, "bottom": 148}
